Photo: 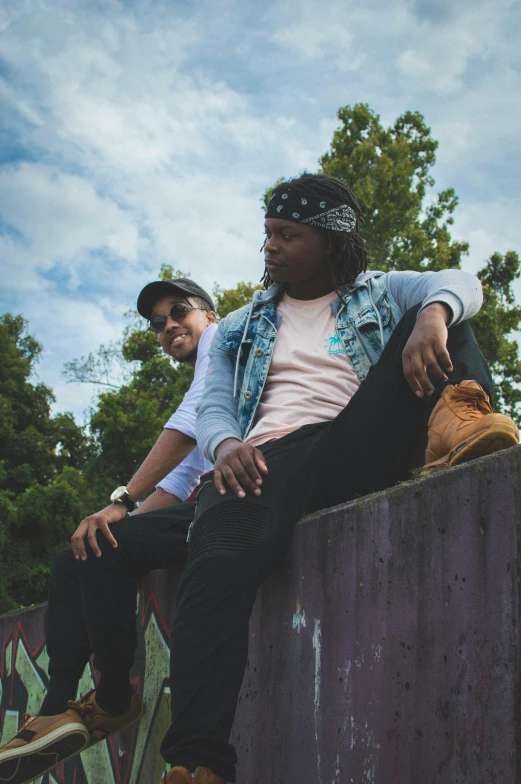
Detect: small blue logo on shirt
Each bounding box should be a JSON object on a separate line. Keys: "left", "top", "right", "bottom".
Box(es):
{"left": 324, "top": 334, "right": 346, "bottom": 355}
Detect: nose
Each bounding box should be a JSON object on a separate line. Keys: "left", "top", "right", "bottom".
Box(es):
{"left": 164, "top": 314, "right": 182, "bottom": 331}
{"left": 264, "top": 234, "right": 279, "bottom": 255}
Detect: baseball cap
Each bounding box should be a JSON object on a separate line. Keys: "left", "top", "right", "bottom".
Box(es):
{"left": 137, "top": 278, "right": 216, "bottom": 320}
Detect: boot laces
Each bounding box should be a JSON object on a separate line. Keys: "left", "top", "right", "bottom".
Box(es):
{"left": 452, "top": 386, "right": 491, "bottom": 420}
{"left": 67, "top": 691, "right": 96, "bottom": 719}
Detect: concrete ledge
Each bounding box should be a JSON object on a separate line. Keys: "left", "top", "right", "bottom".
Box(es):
{"left": 1, "top": 447, "right": 520, "bottom": 783}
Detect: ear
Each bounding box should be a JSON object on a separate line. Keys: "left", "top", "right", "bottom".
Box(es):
{"left": 206, "top": 310, "right": 217, "bottom": 325}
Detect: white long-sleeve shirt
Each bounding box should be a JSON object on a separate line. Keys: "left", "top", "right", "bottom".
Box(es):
{"left": 156, "top": 324, "right": 216, "bottom": 501}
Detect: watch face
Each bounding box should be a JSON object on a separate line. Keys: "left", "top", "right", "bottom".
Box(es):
{"left": 110, "top": 486, "right": 128, "bottom": 502}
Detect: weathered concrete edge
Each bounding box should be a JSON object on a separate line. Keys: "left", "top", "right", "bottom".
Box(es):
{"left": 298, "top": 443, "right": 521, "bottom": 525}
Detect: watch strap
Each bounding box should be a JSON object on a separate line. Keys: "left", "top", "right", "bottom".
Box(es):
{"left": 118, "top": 492, "right": 136, "bottom": 513}
{"left": 111, "top": 485, "right": 136, "bottom": 512}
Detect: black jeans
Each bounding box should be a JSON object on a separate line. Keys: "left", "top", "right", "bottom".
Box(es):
{"left": 161, "top": 308, "right": 493, "bottom": 782}
{"left": 46, "top": 501, "right": 196, "bottom": 695}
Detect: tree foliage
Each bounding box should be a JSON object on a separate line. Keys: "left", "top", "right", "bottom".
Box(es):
{"left": 320, "top": 104, "right": 469, "bottom": 272}
{"left": 0, "top": 306, "right": 195, "bottom": 613}
{"left": 266, "top": 103, "right": 521, "bottom": 414}
{"left": 213, "top": 282, "right": 259, "bottom": 319}
{"left": 62, "top": 343, "right": 128, "bottom": 389}
{"left": 471, "top": 251, "right": 521, "bottom": 417}
{"left": 0, "top": 315, "right": 100, "bottom": 612}
{"left": 88, "top": 336, "right": 193, "bottom": 486}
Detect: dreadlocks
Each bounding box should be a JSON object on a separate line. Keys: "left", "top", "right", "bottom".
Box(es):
{"left": 261, "top": 173, "right": 369, "bottom": 290}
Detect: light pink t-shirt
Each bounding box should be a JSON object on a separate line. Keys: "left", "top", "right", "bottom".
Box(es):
{"left": 246, "top": 291, "right": 361, "bottom": 448}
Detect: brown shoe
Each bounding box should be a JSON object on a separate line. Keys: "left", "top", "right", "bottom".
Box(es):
{"left": 425, "top": 380, "right": 519, "bottom": 470}
{"left": 68, "top": 689, "right": 143, "bottom": 744}
{"left": 0, "top": 709, "right": 90, "bottom": 784}
{"left": 193, "top": 767, "right": 226, "bottom": 784}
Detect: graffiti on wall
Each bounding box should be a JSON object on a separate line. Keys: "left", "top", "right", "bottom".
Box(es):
{"left": 0, "top": 572, "right": 180, "bottom": 784}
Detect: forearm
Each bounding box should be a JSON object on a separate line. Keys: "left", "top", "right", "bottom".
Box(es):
{"left": 196, "top": 373, "right": 243, "bottom": 461}
{"left": 195, "top": 318, "right": 244, "bottom": 461}
{"left": 127, "top": 428, "right": 195, "bottom": 501}
{"left": 132, "top": 487, "right": 181, "bottom": 515}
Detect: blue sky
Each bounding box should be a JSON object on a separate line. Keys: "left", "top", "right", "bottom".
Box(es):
{"left": 1, "top": 0, "right": 520, "bottom": 422}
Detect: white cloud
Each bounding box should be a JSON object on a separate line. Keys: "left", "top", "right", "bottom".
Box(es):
{"left": 0, "top": 162, "right": 139, "bottom": 291}
{"left": 396, "top": 23, "right": 482, "bottom": 96}
{"left": 454, "top": 197, "right": 521, "bottom": 272}
{"left": 26, "top": 293, "right": 129, "bottom": 424}
{"left": 270, "top": 1, "right": 355, "bottom": 68}
{"left": 0, "top": 0, "right": 520, "bottom": 421}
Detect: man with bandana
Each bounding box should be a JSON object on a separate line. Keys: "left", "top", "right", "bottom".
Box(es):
{"left": 160, "top": 174, "right": 519, "bottom": 784}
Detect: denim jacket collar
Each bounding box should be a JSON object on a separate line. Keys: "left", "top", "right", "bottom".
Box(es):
{"left": 248, "top": 271, "right": 386, "bottom": 310}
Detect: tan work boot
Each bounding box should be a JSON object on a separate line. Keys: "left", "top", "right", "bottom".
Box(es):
{"left": 0, "top": 708, "right": 90, "bottom": 784}
{"left": 162, "top": 766, "right": 225, "bottom": 784}
{"left": 425, "top": 380, "right": 519, "bottom": 470}
{"left": 68, "top": 688, "right": 143, "bottom": 743}
{"left": 193, "top": 768, "right": 226, "bottom": 784}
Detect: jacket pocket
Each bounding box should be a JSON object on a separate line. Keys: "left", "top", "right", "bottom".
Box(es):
{"left": 354, "top": 302, "right": 391, "bottom": 331}
{"left": 218, "top": 330, "right": 244, "bottom": 358}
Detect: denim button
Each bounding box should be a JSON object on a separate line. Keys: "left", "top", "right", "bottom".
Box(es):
{"left": 254, "top": 348, "right": 264, "bottom": 357}
{"left": 244, "top": 391, "right": 253, "bottom": 400}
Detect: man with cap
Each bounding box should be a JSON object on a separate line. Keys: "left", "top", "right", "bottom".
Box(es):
{"left": 0, "top": 278, "right": 218, "bottom": 784}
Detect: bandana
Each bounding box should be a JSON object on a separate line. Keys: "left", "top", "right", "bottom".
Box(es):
{"left": 265, "top": 189, "right": 357, "bottom": 233}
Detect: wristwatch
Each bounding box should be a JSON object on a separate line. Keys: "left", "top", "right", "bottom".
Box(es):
{"left": 110, "top": 486, "right": 136, "bottom": 512}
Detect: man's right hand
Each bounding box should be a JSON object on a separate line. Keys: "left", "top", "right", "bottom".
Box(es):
{"left": 214, "top": 438, "right": 268, "bottom": 498}
{"left": 71, "top": 503, "right": 127, "bottom": 560}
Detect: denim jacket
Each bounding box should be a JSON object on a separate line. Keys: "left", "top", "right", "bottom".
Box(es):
{"left": 196, "top": 269, "right": 483, "bottom": 461}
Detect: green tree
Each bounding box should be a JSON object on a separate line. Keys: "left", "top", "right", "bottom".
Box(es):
{"left": 320, "top": 104, "right": 469, "bottom": 272}
{"left": 86, "top": 331, "right": 194, "bottom": 487}
{"left": 266, "top": 103, "right": 521, "bottom": 415}
{"left": 62, "top": 343, "right": 128, "bottom": 389}
{"left": 0, "top": 315, "right": 99, "bottom": 612}
{"left": 213, "top": 282, "right": 259, "bottom": 319}
{"left": 471, "top": 251, "right": 521, "bottom": 417}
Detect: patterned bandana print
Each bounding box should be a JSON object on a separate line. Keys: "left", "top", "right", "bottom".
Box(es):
{"left": 265, "top": 190, "right": 357, "bottom": 233}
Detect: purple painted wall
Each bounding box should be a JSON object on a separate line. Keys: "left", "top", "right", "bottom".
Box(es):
{"left": 1, "top": 447, "right": 520, "bottom": 783}
{"left": 234, "top": 447, "right": 521, "bottom": 783}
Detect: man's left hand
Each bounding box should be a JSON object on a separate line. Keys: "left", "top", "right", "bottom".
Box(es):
{"left": 402, "top": 302, "right": 453, "bottom": 398}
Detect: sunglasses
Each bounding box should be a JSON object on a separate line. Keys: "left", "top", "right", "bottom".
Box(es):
{"left": 148, "top": 303, "right": 208, "bottom": 334}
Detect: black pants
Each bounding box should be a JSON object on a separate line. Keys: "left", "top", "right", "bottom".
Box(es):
{"left": 161, "top": 309, "right": 492, "bottom": 782}
{"left": 46, "top": 501, "right": 195, "bottom": 692}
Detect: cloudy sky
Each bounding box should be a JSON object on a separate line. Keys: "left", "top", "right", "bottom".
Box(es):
{"left": 1, "top": 0, "right": 520, "bottom": 423}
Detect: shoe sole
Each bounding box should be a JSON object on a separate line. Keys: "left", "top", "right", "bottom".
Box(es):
{"left": 0, "top": 727, "right": 89, "bottom": 784}
{"left": 423, "top": 422, "right": 519, "bottom": 475}
{"left": 0, "top": 701, "right": 143, "bottom": 784}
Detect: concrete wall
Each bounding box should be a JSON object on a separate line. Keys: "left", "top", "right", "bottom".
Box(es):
{"left": 1, "top": 447, "right": 520, "bottom": 783}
